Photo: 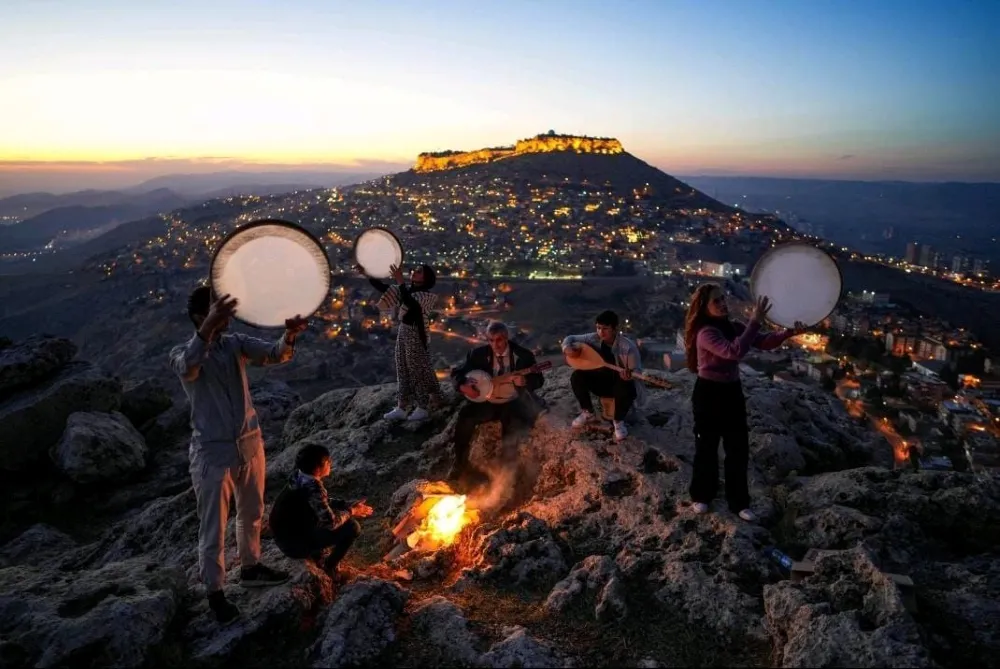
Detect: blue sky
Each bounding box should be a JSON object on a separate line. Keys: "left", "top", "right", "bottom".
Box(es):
{"left": 0, "top": 0, "right": 997, "bottom": 190}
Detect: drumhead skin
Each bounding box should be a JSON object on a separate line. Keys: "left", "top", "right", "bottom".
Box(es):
{"left": 750, "top": 243, "right": 842, "bottom": 328}
{"left": 464, "top": 369, "right": 494, "bottom": 400}
{"left": 354, "top": 227, "right": 404, "bottom": 279}
{"left": 210, "top": 219, "right": 331, "bottom": 329}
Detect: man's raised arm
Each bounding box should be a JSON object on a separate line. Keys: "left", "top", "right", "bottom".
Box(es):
{"left": 170, "top": 333, "right": 210, "bottom": 381}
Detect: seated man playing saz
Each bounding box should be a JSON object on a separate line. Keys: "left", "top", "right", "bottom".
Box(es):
{"left": 562, "top": 309, "right": 646, "bottom": 442}
{"left": 449, "top": 321, "right": 546, "bottom": 489}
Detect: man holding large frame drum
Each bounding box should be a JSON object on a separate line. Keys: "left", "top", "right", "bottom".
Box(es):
{"left": 170, "top": 287, "right": 308, "bottom": 625}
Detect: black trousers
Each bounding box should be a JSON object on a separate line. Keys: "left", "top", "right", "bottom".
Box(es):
{"left": 453, "top": 395, "right": 538, "bottom": 473}
{"left": 571, "top": 369, "right": 636, "bottom": 421}
{"left": 275, "top": 518, "right": 361, "bottom": 572}
{"left": 688, "top": 378, "right": 751, "bottom": 512}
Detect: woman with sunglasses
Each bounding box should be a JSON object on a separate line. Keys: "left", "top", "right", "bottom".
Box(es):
{"left": 683, "top": 283, "right": 803, "bottom": 522}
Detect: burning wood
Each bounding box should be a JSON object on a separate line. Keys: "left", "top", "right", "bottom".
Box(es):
{"left": 385, "top": 492, "right": 480, "bottom": 561}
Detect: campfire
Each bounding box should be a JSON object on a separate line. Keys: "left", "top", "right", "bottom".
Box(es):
{"left": 386, "top": 491, "right": 480, "bottom": 560}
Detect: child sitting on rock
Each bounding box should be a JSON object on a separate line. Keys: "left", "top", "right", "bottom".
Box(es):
{"left": 268, "top": 444, "right": 373, "bottom": 577}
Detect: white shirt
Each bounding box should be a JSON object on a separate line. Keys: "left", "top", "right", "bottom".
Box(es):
{"left": 489, "top": 347, "right": 518, "bottom": 404}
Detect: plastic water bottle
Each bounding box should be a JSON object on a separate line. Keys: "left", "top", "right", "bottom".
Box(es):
{"left": 764, "top": 547, "right": 793, "bottom": 571}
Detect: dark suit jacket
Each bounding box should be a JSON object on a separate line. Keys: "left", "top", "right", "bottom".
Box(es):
{"left": 451, "top": 341, "right": 544, "bottom": 393}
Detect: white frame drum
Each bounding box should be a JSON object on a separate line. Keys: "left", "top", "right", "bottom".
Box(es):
{"left": 209, "top": 219, "right": 331, "bottom": 329}
{"left": 749, "top": 242, "right": 843, "bottom": 328}
{"left": 353, "top": 227, "right": 404, "bottom": 279}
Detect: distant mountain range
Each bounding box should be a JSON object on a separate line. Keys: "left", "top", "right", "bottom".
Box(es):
{"left": 681, "top": 176, "right": 1000, "bottom": 262}
{"left": 0, "top": 171, "right": 386, "bottom": 255}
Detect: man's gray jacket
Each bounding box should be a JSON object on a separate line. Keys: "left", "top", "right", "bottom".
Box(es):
{"left": 170, "top": 332, "right": 294, "bottom": 468}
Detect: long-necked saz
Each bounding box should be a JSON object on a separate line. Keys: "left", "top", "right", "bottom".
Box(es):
{"left": 564, "top": 344, "right": 672, "bottom": 389}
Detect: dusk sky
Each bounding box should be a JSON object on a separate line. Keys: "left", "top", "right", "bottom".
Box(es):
{"left": 1, "top": 0, "right": 998, "bottom": 193}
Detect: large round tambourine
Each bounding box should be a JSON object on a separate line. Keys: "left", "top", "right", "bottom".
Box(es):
{"left": 210, "top": 219, "right": 331, "bottom": 329}
{"left": 353, "top": 227, "right": 403, "bottom": 279}
{"left": 750, "top": 242, "right": 842, "bottom": 328}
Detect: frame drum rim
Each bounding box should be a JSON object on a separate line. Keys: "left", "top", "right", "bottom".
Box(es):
{"left": 352, "top": 226, "right": 405, "bottom": 279}
{"left": 209, "top": 218, "right": 332, "bottom": 329}
{"left": 749, "top": 241, "right": 843, "bottom": 328}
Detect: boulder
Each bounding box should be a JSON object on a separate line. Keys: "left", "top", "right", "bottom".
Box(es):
{"left": 764, "top": 547, "right": 934, "bottom": 667}
{"left": 545, "top": 554, "right": 628, "bottom": 622}
{"left": 463, "top": 512, "right": 569, "bottom": 589}
{"left": 120, "top": 378, "right": 173, "bottom": 429}
{"left": 0, "top": 362, "right": 122, "bottom": 472}
{"left": 309, "top": 577, "right": 409, "bottom": 668}
{"left": 912, "top": 556, "right": 1000, "bottom": 669}
{"left": 250, "top": 378, "right": 300, "bottom": 424}
{"left": 0, "top": 523, "right": 76, "bottom": 569}
{"left": 0, "top": 335, "right": 77, "bottom": 400}
{"left": 51, "top": 411, "right": 148, "bottom": 485}
{"left": 481, "top": 626, "right": 574, "bottom": 668}
{"left": 0, "top": 558, "right": 186, "bottom": 669}
{"left": 408, "top": 595, "right": 482, "bottom": 666}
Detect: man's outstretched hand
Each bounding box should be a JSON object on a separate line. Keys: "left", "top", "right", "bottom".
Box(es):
{"left": 350, "top": 500, "right": 374, "bottom": 518}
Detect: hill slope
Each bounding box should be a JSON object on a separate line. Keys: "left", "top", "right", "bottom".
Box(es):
{"left": 2, "top": 338, "right": 997, "bottom": 668}
{"left": 393, "top": 151, "right": 736, "bottom": 213}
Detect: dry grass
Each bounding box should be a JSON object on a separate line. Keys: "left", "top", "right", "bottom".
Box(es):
{"left": 374, "top": 578, "right": 773, "bottom": 668}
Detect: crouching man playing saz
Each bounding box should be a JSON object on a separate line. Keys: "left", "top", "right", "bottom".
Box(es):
{"left": 448, "top": 321, "right": 546, "bottom": 490}
{"left": 170, "top": 287, "right": 308, "bottom": 625}
{"left": 562, "top": 309, "right": 646, "bottom": 442}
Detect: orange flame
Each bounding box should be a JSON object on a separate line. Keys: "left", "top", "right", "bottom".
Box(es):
{"left": 406, "top": 494, "right": 479, "bottom": 551}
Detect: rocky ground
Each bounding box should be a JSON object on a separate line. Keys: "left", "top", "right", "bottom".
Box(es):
{"left": 1, "top": 334, "right": 998, "bottom": 668}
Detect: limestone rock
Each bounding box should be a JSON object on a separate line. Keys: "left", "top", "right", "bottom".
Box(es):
{"left": 751, "top": 432, "right": 806, "bottom": 483}
{"left": 545, "top": 554, "right": 627, "bottom": 622}
{"left": 250, "top": 378, "right": 300, "bottom": 424}
{"left": 181, "top": 545, "right": 333, "bottom": 661}
{"left": 650, "top": 514, "right": 771, "bottom": 641}
{"left": 482, "top": 626, "right": 574, "bottom": 668}
{"left": 0, "top": 523, "right": 76, "bottom": 569}
{"left": 910, "top": 556, "right": 1000, "bottom": 669}
{"left": 0, "top": 558, "right": 186, "bottom": 669}
{"left": 764, "top": 546, "right": 934, "bottom": 667}
{"left": 51, "top": 411, "right": 148, "bottom": 484}
{"left": 409, "top": 595, "right": 482, "bottom": 666}
{"left": 0, "top": 335, "right": 77, "bottom": 400}
{"left": 309, "top": 577, "right": 409, "bottom": 668}
{"left": 786, "top": 467, "right": 1000, "bottom": 564}
{"left": 0, "top": 361, "right": 122, "bottom": 472}
{"left": 465, "top": 512, "right": 569, "bottom": 588}
{"left": 120, "top": 377, "right": 172, "bottom": 429}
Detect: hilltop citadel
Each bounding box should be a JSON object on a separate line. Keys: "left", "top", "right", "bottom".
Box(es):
{"left": 414, "top": 130, "right": 624, "bottom": 172}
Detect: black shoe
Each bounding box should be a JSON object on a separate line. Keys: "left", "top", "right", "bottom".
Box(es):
{"left": 240, "top": 563, "right": 290, "bottom": 588}
{"left": 208, "top": 591, "right": 240, "bottom": 625}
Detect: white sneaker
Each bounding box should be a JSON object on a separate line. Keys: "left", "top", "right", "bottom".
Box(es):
{"left": 571, "top": 411, "right": 594, "bottom": 428}
{"left": 407, "top": 407, "right": 429, "bottom": 421}
{"left": 738, "top": 509, "right": 757, "bottom": 523}
{"left": 692, "top": 503, "right": 709, "bottom": 514}
{"left": 383, "top": 407, "right": 408, "bottom": 421}
{"left": 613, "top": 421, "right": 628, "bottom": 442}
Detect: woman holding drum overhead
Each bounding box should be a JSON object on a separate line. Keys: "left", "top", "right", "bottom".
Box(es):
{"left": 365, "top": 262, "right": 442, "bottom": 422}
{"left": 683, "top": 283, "right": 805, "bottom": 522}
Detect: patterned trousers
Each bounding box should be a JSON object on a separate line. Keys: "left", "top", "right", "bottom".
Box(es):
{"left": 395, "top": 322, "right": 440, "bottom": 408}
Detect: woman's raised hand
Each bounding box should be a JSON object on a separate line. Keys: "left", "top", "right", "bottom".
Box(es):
{"left": 751, "top": 296, "right": 772, "bottom": 324}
